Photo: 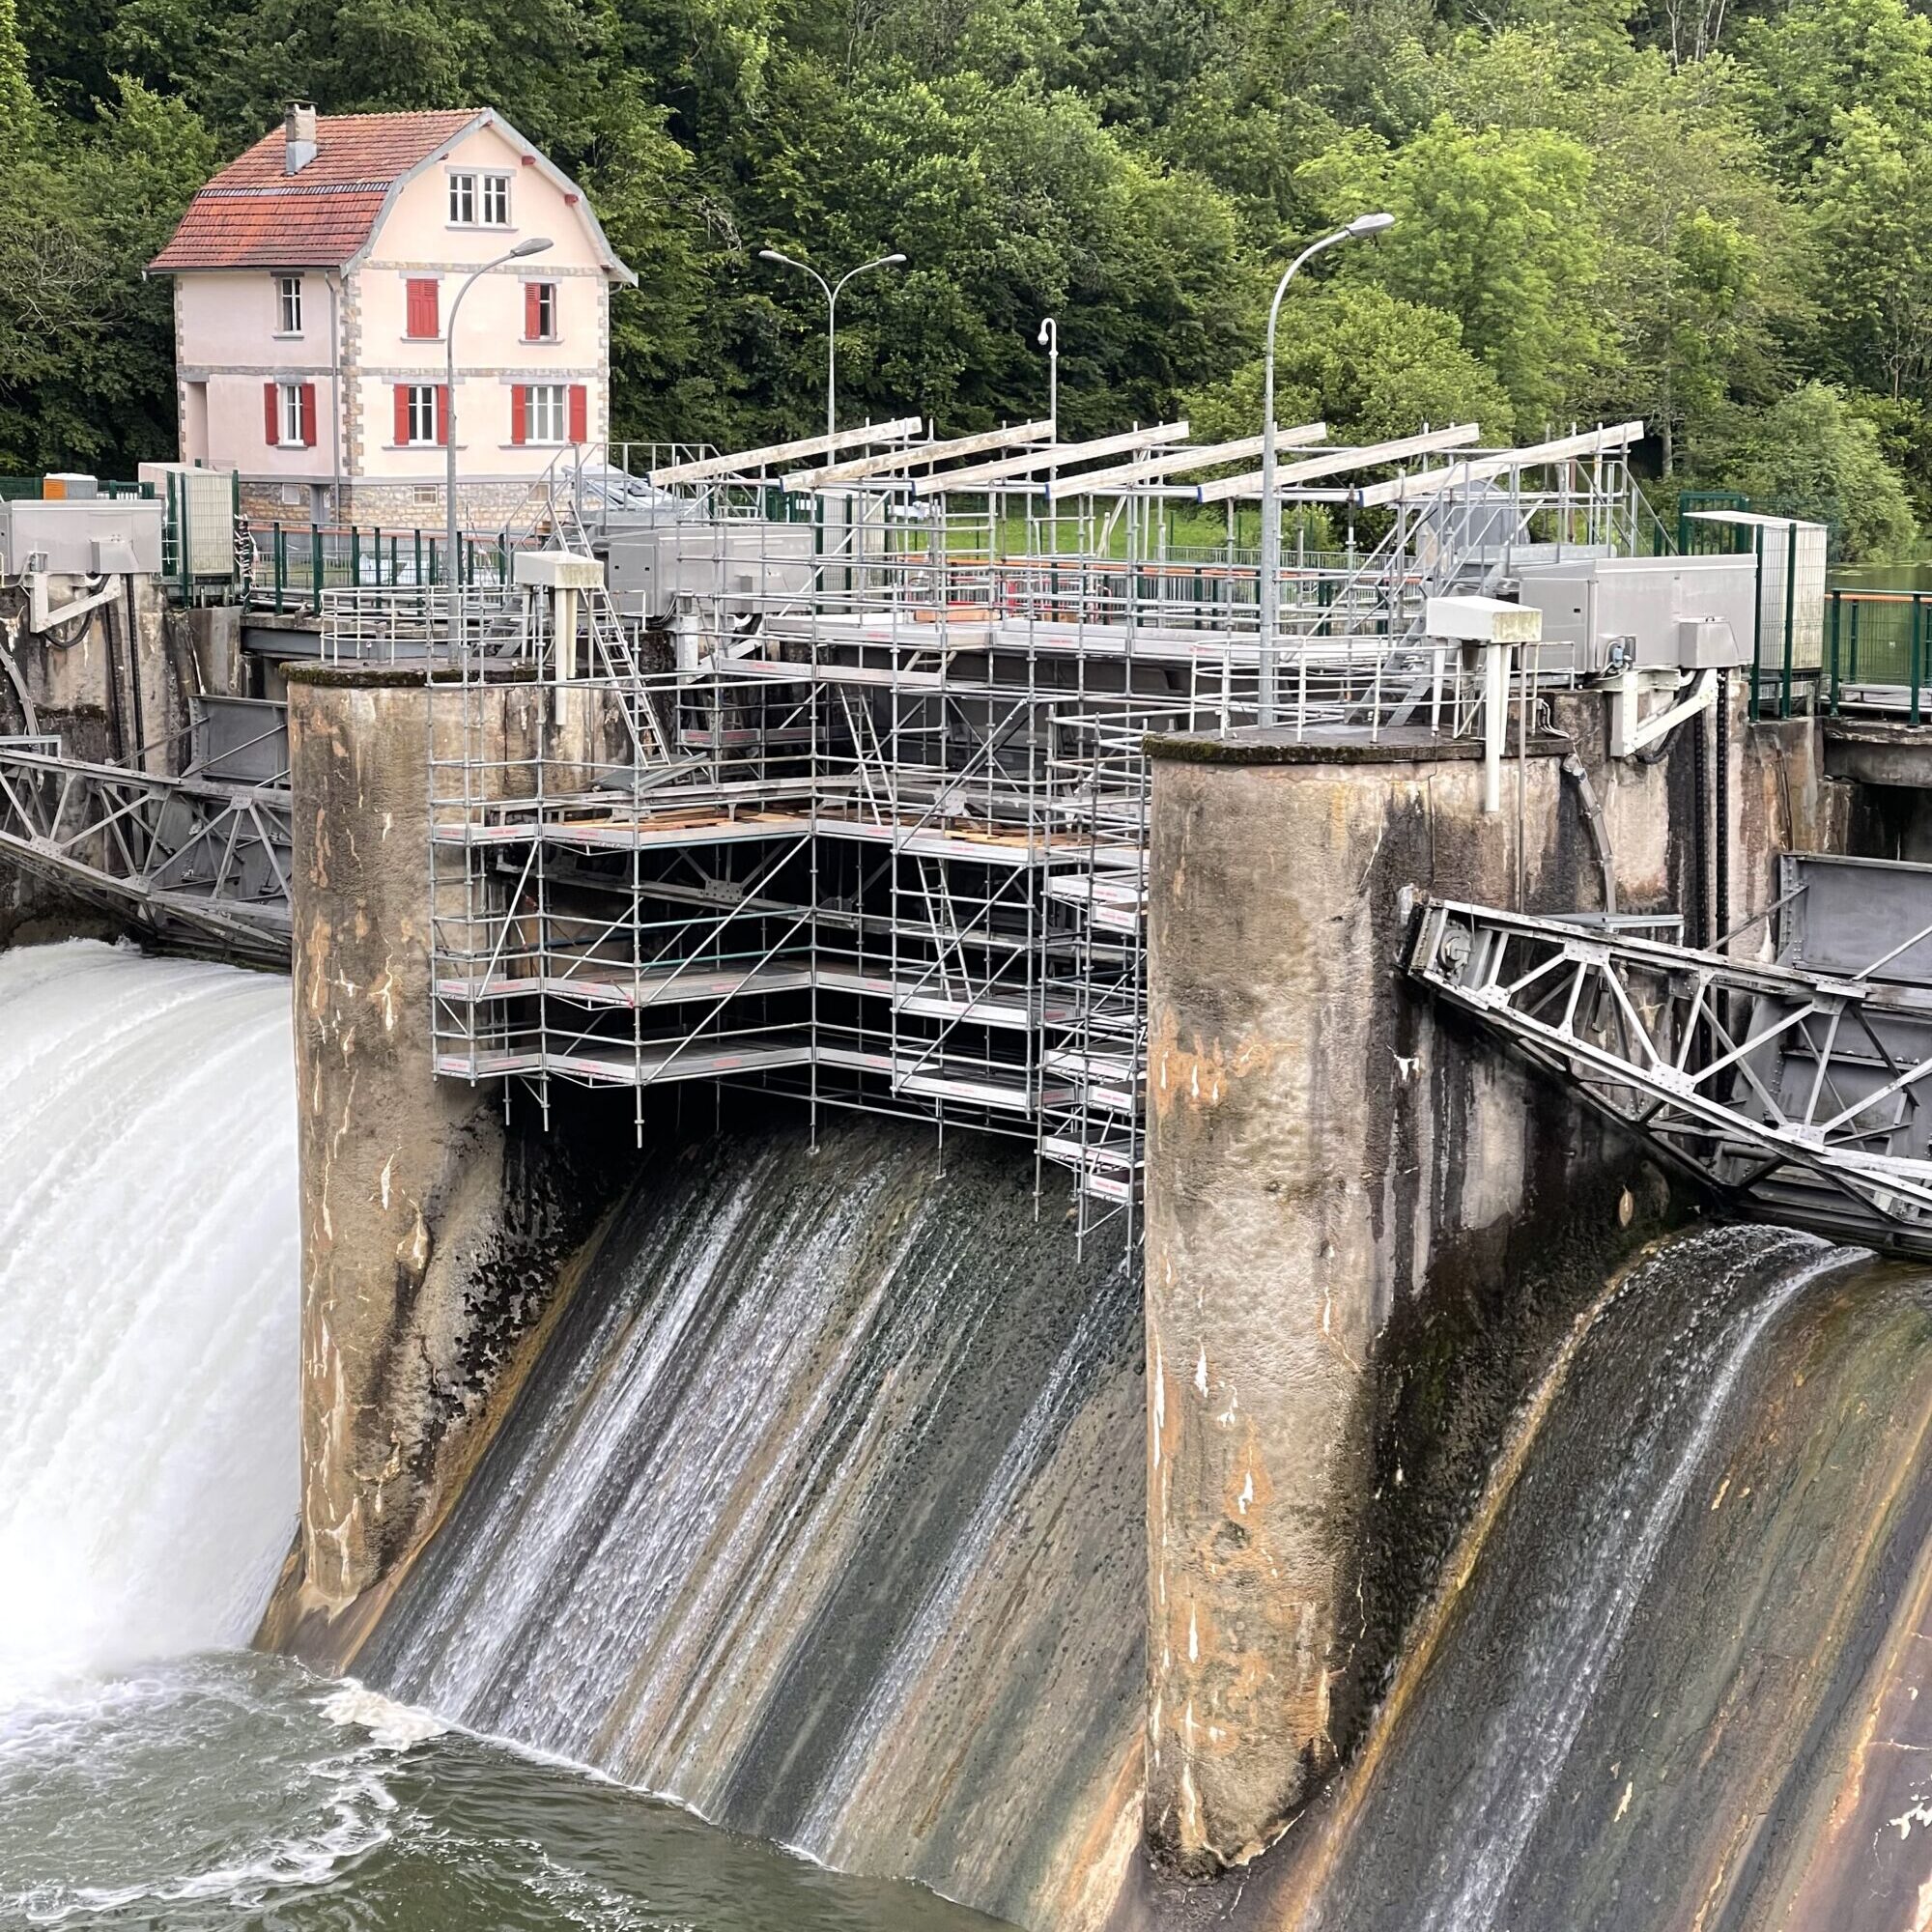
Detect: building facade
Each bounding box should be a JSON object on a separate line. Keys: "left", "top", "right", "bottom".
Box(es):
{"left": 149, "top": 105, "right": 636, "bottom": 528}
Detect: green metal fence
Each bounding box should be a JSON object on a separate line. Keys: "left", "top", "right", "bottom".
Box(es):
{"left": 249, "top": 523, "right": 527, "bottom": 614}
{"left": 1826, "top": 588, "right": 1932, "bottom": 722}
{"left": 0, "top": 476, "right": 156, "bottom": 501}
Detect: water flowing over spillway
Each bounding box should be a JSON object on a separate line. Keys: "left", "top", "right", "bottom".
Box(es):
{"left": 0, "top": 942, "right": 299, "bottom": 1681}
{"left": 360, "top": 1117, "right": 1146, "bottom": 1931}
{"left": 1267, "top": 1224, "right": 1932, "bottom": 1932}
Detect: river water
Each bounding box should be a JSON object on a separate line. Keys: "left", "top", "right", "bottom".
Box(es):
{"left": 0, "top": 943, "right": 1006, "bottom": 1932}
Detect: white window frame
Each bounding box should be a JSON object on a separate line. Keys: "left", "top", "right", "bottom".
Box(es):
{"left": 276, "top": 275, "right": 303, "bottom": 336}
{"left": 481, "top": 174, "right": 511, "bottom": 226}
{"left": 525, "top": 384, "right": 567, "bottom": 445}
{"left": 447, "top": 172, "right": 476, "bottom": 225}
{"left": 527, "top": 281, "right": 556, "bottom": 341}
{"left": 276, "top": 381, "right": 304, "bottom": 447}
{"left": 405, "top": 384, "right": 440, "bottom": 446}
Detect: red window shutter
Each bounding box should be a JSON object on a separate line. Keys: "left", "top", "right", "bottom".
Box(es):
{"left": 510, "top": 385, "right": 526, "bottom": 446}
{"left": 436, "top": 384, "right": 450, "bottom": 446}
{"left": 393, "top": 384, "right": 412, "bottom": 445}
{"left": 568, "top": 384, "right": 587, "bottom": 443}
{"left": 298, "top": 382, "right": 318, "bottom": 448}
{"left": 406, "top": 278, "right": 439, "bottom": 339}
{"left": 264, "top": 382, "right": 280, "bottom": 445}
{"left": 525, "top": 282, "right": 541, "bottom": 339}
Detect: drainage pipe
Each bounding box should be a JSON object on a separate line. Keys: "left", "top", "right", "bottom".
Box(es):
{"left": 1561, "top": 753, "right": 1616, "bottom": 916}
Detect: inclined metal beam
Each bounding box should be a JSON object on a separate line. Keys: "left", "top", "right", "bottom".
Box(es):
{"left": 910, "top": 422, "right": 1191, "bottom": 497}
{"left": 783, "top": 420, "right": 1055, "bottom": 492}
{"left": 1041, "top": 424, "right": 1328, "bottom": 500}
{"left": 1192, "top": 424, "right": 1484, "bottom": 505}
{"left": 647, "top": 416, "right": 925, "bottom": 486}
{"left": 1406, "top": 895, "right": 1932, "bottom": 1255}
{"left": 1353, "top": 420, "right": 1647, "bottom": 508}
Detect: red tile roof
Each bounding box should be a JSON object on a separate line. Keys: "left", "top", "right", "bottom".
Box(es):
{"left": 149, "top": 112, "right": 484, "bottom": 271}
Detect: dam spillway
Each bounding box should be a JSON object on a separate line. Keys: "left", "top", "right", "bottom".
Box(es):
{"left": 355, "top": 1115, "right": 1146, "bottom": 1930}
{"left": 1266, "top": 1226, "right": 1932, "bottom": 1931}
{"left": 0, "top": 942, "right": 299, "bottom": 1679}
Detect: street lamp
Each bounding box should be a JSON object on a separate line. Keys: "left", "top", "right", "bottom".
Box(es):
{"left": 759, "top": 247, "right": 907, "bottom": 440}
{"left": 1037, "top": 317, "right": 1059, "bottom": 432}
{"left": 446, "top": 235, "right": 552, "bottom": 630}
{"left": 1257, "top": 211, "right": 1393, "bottom": 729}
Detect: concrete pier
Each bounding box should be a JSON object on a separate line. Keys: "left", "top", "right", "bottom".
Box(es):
{"left": 1139, "top": 706, "right": 1836, "bottom": 1872}
{"left": 285, "top": 667, "right": 540, "bottom": 1606}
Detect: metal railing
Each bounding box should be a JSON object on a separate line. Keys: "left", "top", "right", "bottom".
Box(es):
{"left": 1827, "top": 588, "right": 1932, "bottom": 721}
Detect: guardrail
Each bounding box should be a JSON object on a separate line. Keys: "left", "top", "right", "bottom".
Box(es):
{"left": 246, "top": 522, "right": 541, "bottom": 614}
{"left": 1826, "top": 588, "right": 1932, "bottom": 721}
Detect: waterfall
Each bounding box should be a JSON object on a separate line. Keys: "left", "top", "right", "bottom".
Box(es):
{"left": 1269, "top": 1224, "right": 1932, "bottom": 1932}
{"left": 359, "top": 1116, "right": 1146, "bottom": 1932}
{"left": 0, "top": 942, "right": 299, "bottom": 1684}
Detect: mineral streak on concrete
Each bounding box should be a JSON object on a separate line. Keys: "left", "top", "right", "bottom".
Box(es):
{"left": 284, "top": 666, "right": 542, "bottom": 1609}
{"left": 1138, "top": 703, "right": 1837, "bottom": 1874}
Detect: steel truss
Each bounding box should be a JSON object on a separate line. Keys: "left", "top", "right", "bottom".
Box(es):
{"left": 1407, "top": 897, "right": 1932, "bottom": 1256}
{"left": 0, "top": 737, "right": 291, "bottom": 962}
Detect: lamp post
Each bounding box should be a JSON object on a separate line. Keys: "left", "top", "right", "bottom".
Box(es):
{"left": 1037, "top": 316, "right": 1059, "bottom": 431}
{"left": 758, "top": 247, "right": 907, "bottom": 440}
{"left": 445, "top": 235, "right": 552, "bottom": 629}
{"left": 1257, "top": 212, "right": 1393, "bottom": 729}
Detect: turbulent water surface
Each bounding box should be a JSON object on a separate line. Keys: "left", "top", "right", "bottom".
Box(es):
{"left": 1, "top": 1653, "right": 1007, "bottom": 1930}
{"left": 0, "top": 945, "right": 1005, "bottom": 1931}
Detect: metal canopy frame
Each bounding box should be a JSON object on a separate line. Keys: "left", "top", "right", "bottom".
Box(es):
{"left": 1193, "top": 424, "right": 1485, "bottom": 505}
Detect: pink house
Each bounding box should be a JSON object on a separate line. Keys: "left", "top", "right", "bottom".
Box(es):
{"left": 149, "top": 104, "right": 637, "bottom": 527}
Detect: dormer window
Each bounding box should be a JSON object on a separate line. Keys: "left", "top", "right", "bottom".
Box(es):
{"left": 276, "top": 275, "right": 303, "bottom": 335}
{"left": 448, "top": 171, "right": 511, "bottom": 226}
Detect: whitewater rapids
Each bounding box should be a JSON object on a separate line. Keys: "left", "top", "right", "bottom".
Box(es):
{"left": 0, "top": 941, "right": 299, "bottom": 1684}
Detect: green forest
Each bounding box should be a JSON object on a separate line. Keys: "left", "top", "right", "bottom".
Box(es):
{"left": 1, "top": 0, "right": 1928, "bottom": 554}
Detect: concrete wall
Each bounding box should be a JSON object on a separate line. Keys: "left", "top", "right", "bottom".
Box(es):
{"left": 1140, "top": 693, "right": 1839, "bottom": 1874}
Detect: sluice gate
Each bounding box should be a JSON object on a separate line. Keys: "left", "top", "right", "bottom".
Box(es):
{"left": 1408, "top": 853, "right": 1932, "bottom": 1256}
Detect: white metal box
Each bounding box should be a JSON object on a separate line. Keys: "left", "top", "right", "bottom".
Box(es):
{"left": 1516, "top": 554, "right": 1758, "bottom": 675}
{"left": 0, "top": 497, "right": 164, "bottom": 577}
{"left": 604, "top": 522, "right": 816, "bottom": 623}
{"left": 513, "top": 550, "right": 605, "bottom": 590}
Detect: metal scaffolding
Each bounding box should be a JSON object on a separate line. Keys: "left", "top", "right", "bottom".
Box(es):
{"left": 388, "top": 417, "right": 1653, "bottom": 1238}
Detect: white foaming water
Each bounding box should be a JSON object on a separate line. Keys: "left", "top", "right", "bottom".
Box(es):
{"left": 0, "top": 942, "right": 299, "bottom": 1687}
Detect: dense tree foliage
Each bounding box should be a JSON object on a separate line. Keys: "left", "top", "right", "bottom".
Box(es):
{"left": 3, "top": 0, "right": 1929, "bottom": 554}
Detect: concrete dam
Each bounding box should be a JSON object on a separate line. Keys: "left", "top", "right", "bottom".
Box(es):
{"left": 13, "top": 423, "right": 1932, "bottom": 1925}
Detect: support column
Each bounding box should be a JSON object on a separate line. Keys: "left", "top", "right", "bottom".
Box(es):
{"left": 1142, "top": 728, "right": 1627, "bottom": 1871}
{"left": 285, "top": 667, "right": 536, "bottom": 1605}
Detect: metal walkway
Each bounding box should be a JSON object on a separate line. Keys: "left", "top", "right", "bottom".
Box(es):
{"left": 1406, "top": 855, "right": 1932, "bottom": 1256}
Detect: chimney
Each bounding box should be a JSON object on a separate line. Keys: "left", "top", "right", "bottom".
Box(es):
{"left": 284, "top": 102, "right": 318, "bottom": 175}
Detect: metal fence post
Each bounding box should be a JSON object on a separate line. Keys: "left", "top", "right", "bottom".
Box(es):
{"left": 273, "top": 522, "right": 285, "bottom": 612}
{"left": 1780, "top": 520, "right": 1797, "bottom": 719}
{"left": 312, "top": 524, "right": 325, "bottom": 609}
{"left": 1901, "top": 591, "right": 1917, "bottom": 726}
{"left": 1828, "top": 591, "right": 1841, "bottom": 714}
{"left": 1747, "top": 526, "right": 1763, "bottom": 721}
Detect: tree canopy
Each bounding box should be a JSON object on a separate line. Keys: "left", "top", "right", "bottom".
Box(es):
{"left": 4, "top": 0, "right": 1928, "bottom": 555}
